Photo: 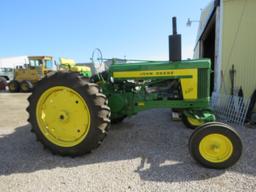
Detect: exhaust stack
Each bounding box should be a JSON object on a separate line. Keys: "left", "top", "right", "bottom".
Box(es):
{"left": 169, "top": 17, "right": 182, "bottom": 62}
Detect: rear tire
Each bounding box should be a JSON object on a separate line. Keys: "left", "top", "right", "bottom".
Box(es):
{"left": 189, "top": 122, "right": 242, "bottom": 169}
{"left": 8, "top": 80, "right": 20, "bottom": 92}
{"left": 27, "top": 72, "right": 111, "bottom": 156}
{"left": 20, "top": 80, "right": 33, "bottom": 92}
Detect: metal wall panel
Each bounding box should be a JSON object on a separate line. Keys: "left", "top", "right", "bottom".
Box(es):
{"left": 221, "top": 0, "right": 256, "bottom": 98}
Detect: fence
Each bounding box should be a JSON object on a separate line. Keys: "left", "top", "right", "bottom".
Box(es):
{"left": 211, "top": 92, "right": 251, "bottom": 126}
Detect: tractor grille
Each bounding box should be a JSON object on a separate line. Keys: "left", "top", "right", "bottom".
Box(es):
{"left": 198, "top": 68, "right": 210, "bottom": 99}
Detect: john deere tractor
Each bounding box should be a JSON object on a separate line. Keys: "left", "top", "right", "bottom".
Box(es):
{"left": 8, "top": 56, "right": 55, "bottom": 92}
{"left": 27, "top": 18, "right": 242, "bottom": 169}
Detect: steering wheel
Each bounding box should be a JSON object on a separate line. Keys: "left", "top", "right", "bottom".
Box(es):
{"left": 91, "top": 48, "right": 104, "bottom": 73}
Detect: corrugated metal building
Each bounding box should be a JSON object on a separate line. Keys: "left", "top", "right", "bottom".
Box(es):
{"left": 194, "top": 0, "right": 256, "bottom": 125}
{"left": 194, "top": 0, "right": 256, "bottom": 123}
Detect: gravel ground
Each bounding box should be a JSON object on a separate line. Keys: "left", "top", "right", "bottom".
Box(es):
{"left": 0, "top": 93, "right": 256, "bottom": 192}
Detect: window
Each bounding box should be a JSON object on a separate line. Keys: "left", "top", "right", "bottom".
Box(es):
{"left": 45, "top": 60, "right": 53, "bottom": 69}
{"left": 29, "top": 60, "right": 40, "bottom": 67}
{"left": 0, "top": 68, "right": 13, "bottom": 72}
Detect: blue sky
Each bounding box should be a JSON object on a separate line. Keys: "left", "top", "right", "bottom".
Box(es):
{"left": 0, "top": 0, "right": 211, "bottom": 62}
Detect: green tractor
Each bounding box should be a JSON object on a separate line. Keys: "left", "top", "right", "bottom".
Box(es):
{"left": 27, "top": 18, "right": 242, "bottom": 169}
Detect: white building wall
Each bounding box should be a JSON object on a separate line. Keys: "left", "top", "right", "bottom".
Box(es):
{"left": 0, "top": 56, "right": 28, "bottom": 68}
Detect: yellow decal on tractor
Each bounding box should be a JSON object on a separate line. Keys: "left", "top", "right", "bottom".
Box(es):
{"left": 113, "top": 69, "right": 198, "bottom": 99}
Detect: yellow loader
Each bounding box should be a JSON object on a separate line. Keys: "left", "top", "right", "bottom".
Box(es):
{"left": 8, "top": 56, "right": 55, "bottom": 92}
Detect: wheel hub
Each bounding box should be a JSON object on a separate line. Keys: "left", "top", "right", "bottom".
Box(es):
{"left": 58, "top": 111, "right": 69, "bottom": 122}
{"left": 10, "top": 83, "right": 16, "bottom": 90}
{"left": 36, "top": 86, "right": 91, "bottom": 147}
{"left": 199, "top": 133, "right": 233, "bottom": 163}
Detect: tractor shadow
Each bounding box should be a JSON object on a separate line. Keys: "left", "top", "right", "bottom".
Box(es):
{"left": 0, "top": 109, "right": 255, "bottom": 182}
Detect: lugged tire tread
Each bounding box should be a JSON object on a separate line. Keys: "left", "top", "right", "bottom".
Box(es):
{"left": 27, "top": 72, "right": 111, "bottom": 156}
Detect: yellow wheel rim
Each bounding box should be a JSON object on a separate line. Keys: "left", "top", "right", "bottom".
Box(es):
{"left": 199, "top": 133, "right": 233, "bottom": 163}
{"left": 36, "top": 86, "right": 91, "bottom": 147}
{"left": 187, "top": 117, "right": 203, "bottom": 126}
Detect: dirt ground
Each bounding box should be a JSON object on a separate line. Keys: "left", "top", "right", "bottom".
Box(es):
{"left": 0, "top": 93, "right": 256, "bottom": 192}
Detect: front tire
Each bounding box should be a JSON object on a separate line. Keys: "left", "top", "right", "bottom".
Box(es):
{"left": 27, "top": 72, "right": 111, "bottom": 156}
{"left": 8, "top": 80, "right": 20, "bottom": 92}
{"left": 189, "top": 122, "right": 242, "bottom": 169}
{"left": 181, "top": 113, "right": 204, "bottom": 129}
